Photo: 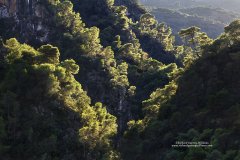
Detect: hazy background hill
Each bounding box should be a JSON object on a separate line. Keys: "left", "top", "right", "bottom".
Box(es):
{"left": 140, "top": 0, "right": 240, "bottom": 12}
{"left": 179, "top": 7, "right": 239, "bottom": 25}
{"left": 140, "top": 0, "right": 240, "bottom": 42}
{"left": 151, "top": 8, "right": 225, "bottom": 42}
{"left": 196, "top": 0, "right": 240, "bottom": 13}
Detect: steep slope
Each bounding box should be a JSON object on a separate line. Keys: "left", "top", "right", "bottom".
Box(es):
{"left": 2, "top": 1, "right": 239, "bottom": 160}
{"left": 0, "top": 38, "right": 117, "bottom": 160}
{"left": 0, "top": 0, "right": 180, "bottom": 139}
{"left": 121, "top": 20, "right": 240, "bottom": 160}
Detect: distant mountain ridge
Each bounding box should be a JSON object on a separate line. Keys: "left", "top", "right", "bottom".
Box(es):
{"left": 140, "top": 0, "right": 240, "bottom": 13}
{"left": 180, "top": 7, "right": 239, "bottom": 25}
{"left": 140, "top": 0, "right": 240, "bottom": 42}
{"left": 150, "top": 8, "right": 224, "bottom": 42}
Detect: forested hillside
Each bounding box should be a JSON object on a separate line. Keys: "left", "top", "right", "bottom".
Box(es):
{"left": 0, "top": 0, "right": 240, "bottom": 160}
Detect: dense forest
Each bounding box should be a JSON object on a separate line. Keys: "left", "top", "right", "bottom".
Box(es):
{"left": 0, "top": 0, "right": 239, "bottom": 159}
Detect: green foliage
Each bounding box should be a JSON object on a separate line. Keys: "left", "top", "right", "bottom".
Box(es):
{"left": 143, "top": 81, "right": 177, "bottom": 118}
{"left": 179, "top": 26, "right": 213, "bottom": 57}
{"left": 47, "top": 0, "right": 102, "bottom": 57}
{"left": 139, "top": 13, "right": 157, "bottom": 31}
{"left": 0, "top": 39, "right": 117, "bottom": 159}
{"left": 1, "top": 1, "right": 240, "bottom": 160}
{"left": 38, "top": 44, "right": 60, "bottom": 64}
{"left": 224, "top": 20, "right": 240, "bottom": 44}
{"left": 121, "top": 21, "right": 240, "bottom": 159}
{"left": 110, "top": 62, "right": 129, "bottom": 88}
{"left": 130, "top": 13, "right": 178, "bottom": 64}
{"left": 79, "top": 102, "right": 117, "bottom": 150}
{"left": 113, "top": 6, "right": 130, "bottom": 29}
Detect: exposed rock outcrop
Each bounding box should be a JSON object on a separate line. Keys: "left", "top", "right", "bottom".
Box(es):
{"left": 0, "top": 0, "right": 17, "bottom": 15}
{"left": 0, "top": 0, "right": 50, "bottom": 44}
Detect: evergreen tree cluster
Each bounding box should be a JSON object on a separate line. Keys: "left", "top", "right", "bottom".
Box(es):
{"left": 0, "top": 0, "right": 240, "bottom": 159}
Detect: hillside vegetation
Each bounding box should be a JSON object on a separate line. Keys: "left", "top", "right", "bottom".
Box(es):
{"left": 0, "top": 0, "right": 240, "bottom": 159}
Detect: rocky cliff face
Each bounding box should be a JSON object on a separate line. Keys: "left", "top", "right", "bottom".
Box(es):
{"left": 0, "top": 0, "right": 36, "bottom": 16}
{"left": 0, "top": 0, "right": 49, "bottom": 44}
{"left": 0, "top": 0, "right": 17, "bottom": 16}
